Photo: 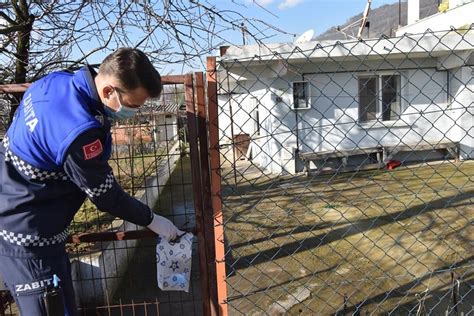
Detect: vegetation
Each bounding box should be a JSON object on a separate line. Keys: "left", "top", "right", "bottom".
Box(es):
{"left": 222, "top": 160, "right": 473, "bottom": 314}
{"left": 316, "top": 0, "right": 439, "bottom": 40}
{"left": 0, "top": 1, "right": 284, "bottom": 88}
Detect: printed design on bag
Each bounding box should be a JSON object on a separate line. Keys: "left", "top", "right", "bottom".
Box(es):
{"left": 156, "top": 232, "right": 194, "bottom": 292}
{"left": 169, "top": 261, "right": 179, "bottom": 272}
{"left": 82, "top": 139, "right": 103, "bottom": 160}
{"left": 15, "top": 278, "right": 53, "bottom": 293}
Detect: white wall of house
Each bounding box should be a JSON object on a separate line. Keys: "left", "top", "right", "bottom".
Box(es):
{"left": 294, "top": 68, "right": 452, "bottom": 148}
{"left": 218, "top": 91, "right": 296, "bottom": 174}
{"left": 449, "top": 66, "right": 474, "bottom": 159}
{"left": 218, "top": 58, "right": 473, "bottom": 174}
{"left": 218, "top": 72, "right": 302, "bottom": 174}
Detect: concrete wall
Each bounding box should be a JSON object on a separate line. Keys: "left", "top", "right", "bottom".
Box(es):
{"left": 71, "top": 141, "right": 181, "bottom": 307}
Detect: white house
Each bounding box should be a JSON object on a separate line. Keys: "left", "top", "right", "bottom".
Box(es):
{"left": 139, "top": 102, "right": 186, "bottom": 143}
{"left": 110, "top": 103, "right": 184, "bottom": 156}
{"left": 146, "top": 103, "right": 183, "bottom": 143}
{"left": 217, "top": 0, "right": 473, "bottom": 175}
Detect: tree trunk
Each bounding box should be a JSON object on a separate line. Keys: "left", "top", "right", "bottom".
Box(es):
{"left": 10, "top": 10, "right": 34, "bottom": 123}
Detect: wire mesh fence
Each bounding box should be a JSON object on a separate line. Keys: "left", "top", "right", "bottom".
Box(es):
{"left": 0, "top": 77, "right": 206, "bottom": 316}
{"left": 213, "top": 27, "right": 473, "bottom": 315}
{"left": 0, "top": 27, "right": 473, "bottom": 316}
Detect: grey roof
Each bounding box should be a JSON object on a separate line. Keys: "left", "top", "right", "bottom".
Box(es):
{"left": 142, "top": 102, "right": 185, "bottom": 114}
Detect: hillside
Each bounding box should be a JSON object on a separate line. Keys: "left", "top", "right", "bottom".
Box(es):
{"left": 316, "top": 0, "right": 439, "bottom": 40}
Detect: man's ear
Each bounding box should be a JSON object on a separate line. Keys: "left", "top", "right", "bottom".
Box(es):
{"left": 102, "top": 85, "right": 114, "bottom": 99}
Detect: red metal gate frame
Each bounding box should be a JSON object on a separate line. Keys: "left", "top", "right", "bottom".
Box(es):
{"left": 206, "top": 57, "right": 229, "bottom": 316}
{"left": 0, "top": 72, "right": 228, "bottom": 315}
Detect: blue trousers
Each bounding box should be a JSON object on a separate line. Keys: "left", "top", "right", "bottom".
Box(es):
{"left": 0, "top": 252, "right": 76, "bottom": 315}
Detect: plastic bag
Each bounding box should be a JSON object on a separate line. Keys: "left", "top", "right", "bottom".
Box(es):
{"left": 156, "top": 232, "right": 193, "bottom": 292}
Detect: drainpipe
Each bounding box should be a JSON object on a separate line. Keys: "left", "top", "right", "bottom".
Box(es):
{"left": 294, "top": 93, "right": 301, "bottom": 173}
{"left": 225, "top": 72, "right": 238, "bottom": 185}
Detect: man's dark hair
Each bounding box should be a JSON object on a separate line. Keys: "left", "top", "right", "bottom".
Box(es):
{"left": 99, "top": 48, "right": 162, "bottom": 97}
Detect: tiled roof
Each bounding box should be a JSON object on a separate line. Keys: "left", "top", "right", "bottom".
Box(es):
{"left": 142, "top": 102, "right": 185, "bottom": 114}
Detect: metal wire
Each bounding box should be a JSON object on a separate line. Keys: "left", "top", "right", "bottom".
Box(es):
{"left": 214, "top": 27, "right": 473, "bottom": 315}
{"left": 1, "top": 27, "right": 473, "bottom": 316}
{"left": 0, "top": 81, "right": 204, "bottom": 316}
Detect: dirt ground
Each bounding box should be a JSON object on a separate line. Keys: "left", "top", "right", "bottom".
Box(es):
{"left": 221, "top": 159, "right": 473, "bottom": 315}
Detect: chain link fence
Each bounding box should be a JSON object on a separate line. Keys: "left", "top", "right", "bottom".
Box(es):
{"left": 0, "top": 27, "right": 473, "bottom": 316}
{"left": 0, "top": 78, "right": 206, "bottom": 315}
{"left": 214, "top": 27, "right": 473, "bottom": 315}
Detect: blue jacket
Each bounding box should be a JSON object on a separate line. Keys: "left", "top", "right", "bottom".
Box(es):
{"left": 0, "top": 66, "right": 153, "bottom": 257}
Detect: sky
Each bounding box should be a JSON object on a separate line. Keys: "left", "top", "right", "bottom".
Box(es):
{"left": 80, "top": 0, "right": 402, "bottom": 73}
{"left": 156, "top": 0, "right": 402, "bottom": 73}
{"left": 220, "top": 0, "right": 401, "bottom": 45}
{"left": 1, "top": 0, "right": 404, "bottom": 75}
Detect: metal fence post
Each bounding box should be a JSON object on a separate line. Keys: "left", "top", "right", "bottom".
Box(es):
{"left": 195, "top": 71, "right": 221, "bottom": 315}
{"left": 206, "top": 57, "right": 229, "bottom": 316}
{"left": 185, "top": 73, "right": 213, "bottom": 315}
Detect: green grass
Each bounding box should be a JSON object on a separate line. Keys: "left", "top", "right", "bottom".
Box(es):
{"left": 222, "top": 160, "right": 474, "bottom": 315}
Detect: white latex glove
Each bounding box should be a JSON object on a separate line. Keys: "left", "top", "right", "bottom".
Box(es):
{"left": 147, "top": 214, "right": 184, "bottom": 241}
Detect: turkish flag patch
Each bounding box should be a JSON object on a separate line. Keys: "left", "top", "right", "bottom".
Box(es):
{"left": 82, "top": 139, "right": 103, "bottom": 160}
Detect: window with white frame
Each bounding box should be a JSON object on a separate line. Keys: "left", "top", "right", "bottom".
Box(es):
{"left": 293, "top": 81, "right": 310, "bottom": 110}
{"left": 358, "top": 74, "right": 401, "bottom": 122}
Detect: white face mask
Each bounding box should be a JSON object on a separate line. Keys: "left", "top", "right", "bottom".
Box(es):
{"left": 104, "top": 89, "right": 139, "bottom": 120}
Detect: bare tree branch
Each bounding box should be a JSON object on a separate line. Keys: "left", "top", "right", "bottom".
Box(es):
{"left": 1, "top": 0, "right": 287, "bottom": 84}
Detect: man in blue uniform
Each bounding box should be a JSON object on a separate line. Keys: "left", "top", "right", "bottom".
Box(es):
{"left": 0, "top": 48, "right": 183, "bottom": 315}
